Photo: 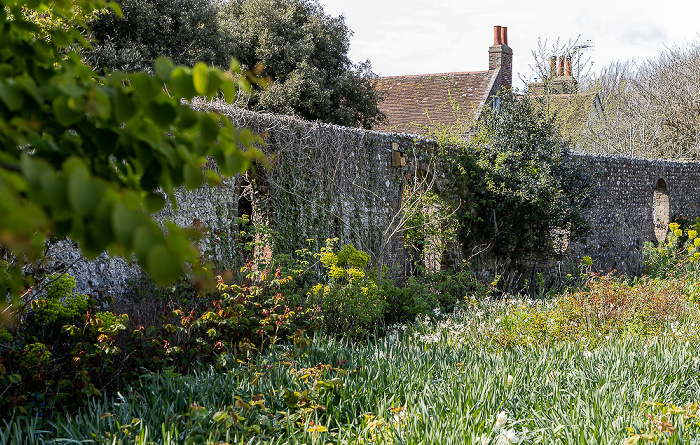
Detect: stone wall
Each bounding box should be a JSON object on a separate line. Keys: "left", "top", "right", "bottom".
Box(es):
{"left": 40, "top": 108, "right": 700, "bottom": 296}
{"left": 48, "top": 104, "right": 436, "bottom": 297}
{"left": 568, "top": 153, "right": 700, "bottom": 275}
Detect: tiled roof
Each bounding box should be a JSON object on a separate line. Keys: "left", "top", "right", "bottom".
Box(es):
{"left": 373, "top": 71, "right": 494, "bottom": 134}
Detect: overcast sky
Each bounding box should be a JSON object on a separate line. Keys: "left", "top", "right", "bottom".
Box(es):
{"left": 319, "top": 0, "right": 700, "bottom": 90}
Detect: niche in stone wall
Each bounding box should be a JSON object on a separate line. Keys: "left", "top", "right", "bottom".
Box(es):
{"left": 653, "top": 178, "right": 670, "bottom": 242}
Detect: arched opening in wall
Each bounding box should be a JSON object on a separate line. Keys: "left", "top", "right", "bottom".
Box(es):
{"left": 653, "top": 178, "right": 670, "bottom": 243}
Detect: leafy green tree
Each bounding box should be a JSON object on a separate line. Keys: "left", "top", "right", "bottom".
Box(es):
{"left": 0, "top": 0, "right": 262, "bottom": 301}
{"left": 442, "top": 91, "right": 594, "bottom": 264}
{"left": 85, "top": 0, "right": 229, "bottom": 73}
{"left": 218, "top": 0, "right": 384, "bottom": 128}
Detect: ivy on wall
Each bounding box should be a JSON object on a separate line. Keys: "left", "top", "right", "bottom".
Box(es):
{"left": 199, "top": 99, "right": 437, "bottom": 276}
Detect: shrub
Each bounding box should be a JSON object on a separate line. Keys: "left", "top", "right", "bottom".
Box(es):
{"left": 0, "top": 273, "right": 126, "bottom": 417}
{"left": 428, "top": 268, "right": 492, "bottom": 308}
{"left": 185, "top": 264, "right": 316, "bottom": 357}
{"left": 0, "top": 265, "right": 318, "bottom": 419}
{"left": 644, "top": 221, "right": 700, "bottom": 302}
{"left": 22, "top": 275, "right": 93, "bottom": 343}
{"left": 309, "top": 240, "right": 386, "bottom": 340}
{"left": 488, "top": 274, "right": 689, "bottom": 348}
{"left": 378, "top": 268, "right": 493, "bottom": 324}
{"left": 379, "top": 277, "right": 439, "bottom": 323}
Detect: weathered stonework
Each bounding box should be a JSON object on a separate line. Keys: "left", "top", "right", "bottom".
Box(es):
{"left": 47, "top": 105, "right": 436, "bottom": 296}
{"left": 568, "top": 153, "right": 700, "bottom": 275}
{"left": 41, "top": 107, "right": 700, "bottom": 296}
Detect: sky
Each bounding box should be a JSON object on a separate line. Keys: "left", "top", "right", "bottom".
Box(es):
{"left": 319, "top": 0, "right": 700, "bottom": 90}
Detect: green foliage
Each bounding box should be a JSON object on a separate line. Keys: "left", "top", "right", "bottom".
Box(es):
{"left": 441, "top": 90, "right": 595, "bottom": 264}
{"left": 24, "top": 274, "right": 93, "bottom": 339}
{"left": 644, "top": 221, "right": 700, "bottom": 302}
{"left": 19, "top": 343, "right": 51, "bottom": 371}
{"left": 8, "top": 311, "right": 700, "bottom": 443}
{"left": 403, "top": 189, "right": 458, "bottom": 276}
{"left": 0, "top": 272, "right": 124, "bottom": 417}
{"left": 0, "top": 0, "right": 263, "bottom": 298}
{"left": 218, "top": 0, "right": 384, "bottom": 128}
{"left": 378, "top": 277, "right": 439, "bottom": 323}
{"left": 379, "top": 269, "right": 490, "bottom": 323}
{"left": 187, "top": 266, "right": 310, "bottom": 356}
{"left": 0, "top": 265, "right": 317, "bottom": 419}
{"left": 318, "top": 240, "right": 369, "bottom": 282}
{"left": 645, "top": 222, "right": 700, "bottom": 276}
{"left": 489, "top": 274, "right": 689, "bottom": 348}
{"left": 85, "top": 0, "right": 230, "bottom": 73}
{"left": 310, "top": 240, "right": 385, "bottom": 339}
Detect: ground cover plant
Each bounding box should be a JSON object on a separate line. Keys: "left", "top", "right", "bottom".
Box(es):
{"left": 3, "top": 303, "right": 700, "bottom": 444}
{"left": 4, "top": 257, "right": 700, "bottom": 444}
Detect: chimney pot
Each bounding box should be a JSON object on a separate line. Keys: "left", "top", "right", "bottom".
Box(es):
{"left": 565, "top": 56, "right": 572, "bottom": 77}
{"left": 500, "top": 26, "right": 508, "bottom": 45}
{"left": 558, "top": 56, "right": 565, "bottom": 76}
{"left": 489, "top": 25, "right": 512, "bottom": 90}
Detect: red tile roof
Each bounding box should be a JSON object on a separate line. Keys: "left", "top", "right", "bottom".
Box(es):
{"left": 373, "top": 70, "right": 495, "bottom": 134}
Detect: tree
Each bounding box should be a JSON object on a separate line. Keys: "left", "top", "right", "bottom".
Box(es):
{"left": 442, "top": 91, "right": 594, "bottom": 268}
{"left": 583, "top": 41, "right": 700, "bottom": 159}
{"left": 523, "top": 36, "right": 595, "bottom": 93}
{"left": 84, "top": 0, "right": 230, "bottom": 73}
{"left": 521, "top": 37, "right": 600, "bottom": 149}
{"left": 0, "top": 0, "right": 263, "bottom": 301}
{"left": 217, "top": 0, "right": 384, "bottom": 129}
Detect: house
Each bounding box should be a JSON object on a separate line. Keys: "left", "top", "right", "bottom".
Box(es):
{"left": 373, "top": 26, "right": 513, "bottom": 135}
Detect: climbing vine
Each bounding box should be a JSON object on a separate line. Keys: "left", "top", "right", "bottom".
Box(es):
{"left": 198, "top": 99, "right": 437, "bottom": 276}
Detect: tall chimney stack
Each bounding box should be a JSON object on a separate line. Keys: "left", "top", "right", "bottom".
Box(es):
{"left": 489, "top": 25, "right": 513, "bottom": 90}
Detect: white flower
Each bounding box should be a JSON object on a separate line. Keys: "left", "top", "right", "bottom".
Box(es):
{"left": 494, "top": 411, "right": 508, "bottom": 430}
{"left": 503, "top": 428, "right": 519, "bottom": 443}
{"left": 507, "top": 374, "right": 514, "bottom": 386}
{"left": 583, "top": 350, "right": 593, "bottom": 359}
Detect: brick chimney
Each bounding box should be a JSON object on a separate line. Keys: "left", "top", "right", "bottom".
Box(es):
{"left": 528, "top": 53, "right": 578, "bottom": 95}
{"left": 489, "top": 25, "right": 513, "bottom": 90}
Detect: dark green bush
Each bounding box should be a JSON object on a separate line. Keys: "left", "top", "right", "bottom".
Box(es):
{"left": 379, "top": 278, "right": 438, "bottom": 323}
{"left": 379, "top": 269, "right": 492, "bottom": 324}
{"left": 428, "top": 268, "right": 490, "bottom": 309}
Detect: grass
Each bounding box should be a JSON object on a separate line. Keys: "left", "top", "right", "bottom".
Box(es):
{"left": 5, "top": 275, "right": 700, "bottom": 444}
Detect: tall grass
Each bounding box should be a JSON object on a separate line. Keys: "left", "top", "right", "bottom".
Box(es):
{"left": 9, "top": 316, "right": 700, "bottom": 443}
{"left": 7, "top": 272, "right": 700, "bottom": 444}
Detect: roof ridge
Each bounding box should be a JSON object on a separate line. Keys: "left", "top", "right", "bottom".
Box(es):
{"left": 376, "top": 70, "right": 490, "bottom": 80}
